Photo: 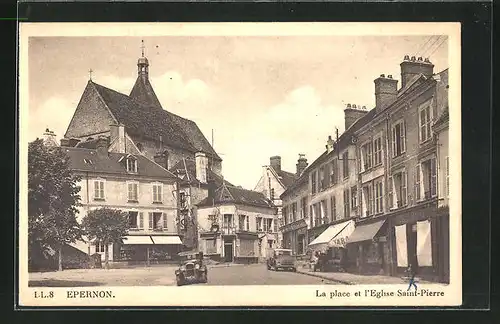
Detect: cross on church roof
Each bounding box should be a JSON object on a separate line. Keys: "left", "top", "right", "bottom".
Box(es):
{"left": 88, "top": 68, "right": 93, "bottom": 81}
{"left": 141, "top": 40, "right": 145, "bottom": 57}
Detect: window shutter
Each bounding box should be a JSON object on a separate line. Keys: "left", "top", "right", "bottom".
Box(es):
{"left": 446, "top": 156, "right": 450, "bottom": 197}
{"left": 388, "top": 176, "right": 393, "bottom": 209}
{"left": 99, "top": 181, "right": 104, "bottom": 198}
{"left": 139, "top": 212, "right": 144, "bottom": 229}
{"left": 148, "top": 212, "right": 153, "bottom": 229}
{"left": 401, "top": 121, "right": 406, "bottom": 153}
{"left": 94, "top": 181, "right": 99, "bottom": 198}
{"left": 152, "top": 185, "right": 157, "bottom": 202}
{"left": 391, "top": 126, "right": 396, "bottom": 156}
{"left": 415, "top": 164, "right": 421, "bottom": 201}
{"left": 431, "top": 158, "right": 437, "bottom": 196}
{"left": 158, "top": 185, "right": 162, "bottom": 202}
{"left": 402, "top": 171, "right": 408, "bottom": 205}
{"left": 162, "top": 213, "right": 168, "bottom": 230}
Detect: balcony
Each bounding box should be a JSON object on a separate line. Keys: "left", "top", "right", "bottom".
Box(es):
{"left": 127, "top": 227, "right": 171, "bottom": 233}
{"left": 221, "top": 224, "right": 236, "bottom": 235}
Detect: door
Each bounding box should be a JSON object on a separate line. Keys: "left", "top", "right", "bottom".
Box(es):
{"left": 407, "top": 223, "right": 418, "bottom": 273}
{"left": 224, "top": 242, "right": 234, "bottom": 262}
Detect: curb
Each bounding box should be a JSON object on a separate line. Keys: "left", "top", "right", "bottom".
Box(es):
{"left": 296, "top": 270, "right": 353, "bottom": 285}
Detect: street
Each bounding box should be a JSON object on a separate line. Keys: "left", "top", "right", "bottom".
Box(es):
{"left": 29, "top": 263, "right": 338, "bottom": 287}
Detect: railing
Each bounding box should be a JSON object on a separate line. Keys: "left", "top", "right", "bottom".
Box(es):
{"left": 221, "top": 225, "right": 236, "bottom": 235}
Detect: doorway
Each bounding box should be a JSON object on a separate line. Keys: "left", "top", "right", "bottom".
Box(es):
{"left": 407, "top": 223, "right": 418, "bottom": 273}
{"left": 224, "top": 241, "right": 234, "bottom": 262}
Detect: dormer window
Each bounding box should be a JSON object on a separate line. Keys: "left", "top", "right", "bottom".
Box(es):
{"left": 83, "top": 158, "right": 93, "bottom": 165}
{"left": 126, "top": 158, "right": 138, "bottom": 173}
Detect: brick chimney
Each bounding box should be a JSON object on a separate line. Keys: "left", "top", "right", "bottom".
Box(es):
{"left": 154, "top": 151, "right": 168, "bottom": 170}
{"left": 96, "top": 136, "right": 109, "bottom": 157}
{"left": 400, "top": 55, "right": 434, "bottom": 89}
{"left": 195, "top": 152, "right": 208, "bottom": 184}
{"left": 270, "top": 156, "right": 281, "bottom": 172}
{"left": 207, "top": 178, "right": 217, "bottom": 204}
{"left": 344, "top": 103, "right": 368, "bottom": 130}
{"left": 110, "top": 123, "right": 126, "bottom": 153}
{"left": 296, "top": 154, "right": 308, "bottom": 176}
{"left": 374, "top": 74, "right": 398, "bottom": 113}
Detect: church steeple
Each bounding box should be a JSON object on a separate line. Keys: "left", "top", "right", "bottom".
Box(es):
{"left": 137, "top": 40, "right": 149, "bottom": 80}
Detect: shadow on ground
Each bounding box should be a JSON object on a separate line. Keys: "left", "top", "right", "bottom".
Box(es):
{"left": 29, "top": 280, "right": 104, "bottom": 287}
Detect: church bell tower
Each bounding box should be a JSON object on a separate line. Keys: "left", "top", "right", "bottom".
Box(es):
{"left": 137, "top": 39, "right": 149, "bottom": 80}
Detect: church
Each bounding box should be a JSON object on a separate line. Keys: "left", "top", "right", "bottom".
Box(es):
{"left": 62, "top": 43, "right": 222, "bottom": 176}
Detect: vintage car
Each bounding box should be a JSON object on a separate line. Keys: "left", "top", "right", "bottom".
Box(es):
{"left": 266, "top": 248, "right": 297, "bottom": 272}
{"left": 175, "top": 251, "right": 208, "bottom": 286}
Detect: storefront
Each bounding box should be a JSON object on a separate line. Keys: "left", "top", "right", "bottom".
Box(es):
{"left": 307, "top": 219, "right": 355, "bottom": 270}
{"left": 115, "top": 235, "right": 183, "bottom": 264}
{"left": 388, "top": 200, "right": 446, "bottom": 282}
{"left": 281, "top": 219, "right": 308, "bottom": 256}
{"left": 346, "top": 218, "right": 390, "bottom": 275}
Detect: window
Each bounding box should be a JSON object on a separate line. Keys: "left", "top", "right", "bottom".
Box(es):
{"left": 205, "top": 238, "right": 216, "bottom": 254}
{"left": 126, "top": 158, "right": 138, "bottom": 172}
{"left": 314, "top": 203, "right": 321, "bottom": 227}
{"left": 331, "top": 196, "right": 337, "bottom": 221}
{"left": 343, "top": 190, "right": 350, "bottom": 218}
{"left": 292, "top": 202, "right": 297, "bottom": 222}
{"left": 445, "top": 156, "right": 450, "bottom": 198}
{"left": 265, "top": 218, "right": 273, "bottom": 232}
{"left": 239, "top": 215, "right": 249, "bottom": 231}
{"left": 128, "top": 211, "right": 139, "bottom": 229}
{"left": 223, "top": 214, "right": 234, "bottom": 230}
{"left": 321, "top": 200, "right": 328, "bottom": 224}
{"left": 415, "top": 164, "right": 421, "bottom": 201}
{"left": 270, "top": 188, "right": 275, "bottom": 200}
{"left": 419, "top": 158, "right": 437, "bottom": 199}
{"left": 373, "top": 136, "right": 383, "bottom": 166}
{"left": 363, "top": 183, "right": 373, "bottom": 217}
{"left": 149, "top": 212, "right": 164, "bottom": 231}
{"left": 319, "top": 166, "right": 325, "bottom": 191}
{"left": 351, "top": 186, "right": 358, "bottom": 209}
{"left": 419, "top": 102, "right": 433, "bottom": 143}
{"left": 152, "top": 183, "right": 163, "bottom": 203}
{"left": 94, "top": 179, "right": 105, "bottom": 200}
{"left": 342, "top": 152, "right": 349, "bottom": 179}
{"left": 329, "top": 160, "right": 337, "bottom": 185}
{"left": 282, "top": 206, "right": 288, "bottom": 225}
{"left": 311, "top": 171, "right": 317, "bottom": 194}
{"left": 128, "top": 182, "right": 138, "bottom": 202}
{"left": 95, "top": 241, "right": 105, "bottom": 253}
{"left": 392, "top": 121, "right": 406, "bottom": 156}
{"left": 301, "top": 197, "right": 307, "bottom": 219}
{"left": 179, "top": 191, "right": 187, "bottom": 209}
{"left": 256, "top": 217, "right": 263, "bottom": 232}
{"left": 374, "top": 179, "right": 384, "bottom": 214}
{"left": 389, "top": 171, "right": 407, "bottom": 209}
{"left": 273, "top": 219, "right": 278, "bottom": 233}
{"left": 361, "top": 143, "right": 373, "bottom": 171}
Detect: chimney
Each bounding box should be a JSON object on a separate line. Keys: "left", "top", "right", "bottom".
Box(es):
{"left": 374, "top": 74, "right": 398, "bottom": 113}
{"left": 96, "top": 136, "right": 109, "bottom": 157}
{"left": 326, "top": 136, "right": 334, "bottom": 153}
{"left": 270, "top": 156, "right": 281, "bottom": 172}
{"left": 296, "top": 154, "right": 308, "bottom": 176}
{"left": 344, "top": 103, "right": 368, "bottom": 130}
{"left": 207, "top": 178, "right": 217, "bottom": 204}
{"left": 400, "top": 54, "right": 434, "bottom": 89}
{"left": 195, "top": 152, "right": 208, "bottom": 184}
{"left": 154, "top": 151, "right": 168, "bottom": 170}
{"left": 60, "top": 138, "right": 70, "bottom": 147}
{"left": 42, "top": 128, "right": 58, "bottom": 147}
{"left": 110, "top": 123, "right": 126, "bottom": 153}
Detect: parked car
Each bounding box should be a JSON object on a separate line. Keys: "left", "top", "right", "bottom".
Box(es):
{"left": 175, "top": 251, "right": 208, "bottom": 286}
{"left": 267, "top": 248, "right": 296, "bottom": 272}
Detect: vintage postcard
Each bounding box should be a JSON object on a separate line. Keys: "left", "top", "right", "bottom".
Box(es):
{"left": 18, "top": 22, "right": 461, "bottom": 307}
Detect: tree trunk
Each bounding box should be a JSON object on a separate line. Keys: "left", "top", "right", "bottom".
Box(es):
{"left": 58, "top": 245, "right": 63, "bottom": 271}
{"left": 104, "top": 244, "right": 110, "bottom": 270}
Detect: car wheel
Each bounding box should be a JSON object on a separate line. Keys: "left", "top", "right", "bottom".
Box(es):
{"left": 176, "top": 279, "right": 183, "bottom": 286}
{"left": 292, "top": 268, "right": 297, "bottom": 272}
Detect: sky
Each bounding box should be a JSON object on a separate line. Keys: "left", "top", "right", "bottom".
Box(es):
{"left": 28, "top": 35, "right": 448, "bottom": 190}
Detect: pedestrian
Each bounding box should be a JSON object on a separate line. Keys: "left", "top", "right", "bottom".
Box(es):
{"left": 310, "top": 251, "right": 319, "bottom": 272}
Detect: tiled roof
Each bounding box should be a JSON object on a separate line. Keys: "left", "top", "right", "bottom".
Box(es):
{"left": 129, "top": 76, "right": 163, "bottom": 109}
{"left": 197, "top": 184, "right": 274, "bottom": 208}
{"left": 169, "top": 158, "right": 234, "bottom": 187}
{"left": 90, "top": 81, "right": 221, "bottom": 161}
{"left": 273, "top": 168, "right": 299, "bottom": 189}
{"left": 63, "top": 147, "right": 177, "bottom": 179}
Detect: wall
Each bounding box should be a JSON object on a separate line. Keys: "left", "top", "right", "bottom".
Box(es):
{"left": 65, "top": 84, "right": 117, "bottom": 138}
{"left": 437, "top": 128, "right": 449, "bottom": 207}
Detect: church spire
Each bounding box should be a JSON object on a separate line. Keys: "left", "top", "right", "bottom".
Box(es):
{"left": 137, "top": 39, "right": 149, "bottom": 79}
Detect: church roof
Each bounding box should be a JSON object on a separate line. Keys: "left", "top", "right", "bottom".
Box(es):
{"left": 129, "top": 76, "right": 163, "bottom": 109}
{"left": 63, "top": 146, "right": 178, "bottom": 179}
{"left": 90, "top": 81, "right": 221, "bottom": 161}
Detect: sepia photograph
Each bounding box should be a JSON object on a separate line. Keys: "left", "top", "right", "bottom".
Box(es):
{"left": 18, "top": 22, "right": 461, "bottom": 307}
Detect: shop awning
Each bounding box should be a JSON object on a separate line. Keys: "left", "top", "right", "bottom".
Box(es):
{"left": 150, "top": 236, "right": 183, "bottom": 245}
{"left": 122, "top": 235, "right": 154, "bottom": 245}
{"left": 308, "top": 220, "right": 355, "bottom": 251}
{"left": 347, "top": 219, "right": 386, "bottom": 244}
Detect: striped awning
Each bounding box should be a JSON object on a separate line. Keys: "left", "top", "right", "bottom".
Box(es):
{"left": 150, "top": 236, "right": 182, "bottom": 245}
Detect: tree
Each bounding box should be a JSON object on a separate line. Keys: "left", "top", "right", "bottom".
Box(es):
{"left": 28, "top": 139, "right": 83, "bottom": 271}
{"left": 81, "top": 208, "right": 129, "bottom": 269}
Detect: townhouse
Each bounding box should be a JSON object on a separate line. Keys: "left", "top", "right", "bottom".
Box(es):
{"left": 196, "top": 182, "right": 278, "bottom": 263}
